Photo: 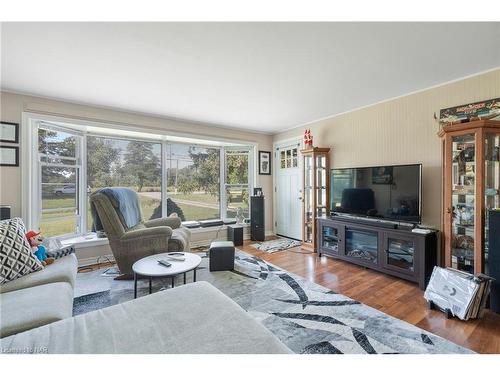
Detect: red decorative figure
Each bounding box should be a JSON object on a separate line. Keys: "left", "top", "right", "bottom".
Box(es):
{"left": 304, "top": 129, "right": 313, "bottom": 148}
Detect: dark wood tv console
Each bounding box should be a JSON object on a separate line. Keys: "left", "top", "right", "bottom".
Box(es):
{"left": 317, "top": 216, "right": 437, "bottom": 289}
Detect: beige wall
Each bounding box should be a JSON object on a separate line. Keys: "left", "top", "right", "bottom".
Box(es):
{"left": 274, "top": 69, "right": 500, "bottom": 229}
{"left": 0, "top": 91, "right": 275, "bottom": 233}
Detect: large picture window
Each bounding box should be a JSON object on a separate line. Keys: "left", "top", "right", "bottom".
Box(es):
{"left": 30, "top": 118, "right": 253, "bottom": 239}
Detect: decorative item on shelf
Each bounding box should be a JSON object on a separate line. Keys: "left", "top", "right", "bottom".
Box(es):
{"left": 304, "top": 129, "right": 313, "bottom": 149}
{"left": 258, "top": 151, "right": 271, "bottom": 175}
{"left": 485, "top": 188, "right": 498, "bottom": 196}
{"left": 452, "top": 234, "right": 475, "bottom": 251}
{"left": 0, "top": 121, "right": 19, "bottom": 143}
{"left": 437, "top": 97, "right": 500, "bottom": 128}
{"left": 235, "top": 207, "right": 245, "bottom": 225}
{"left": 492, "top": 146, "right": 499, "bottom": 161}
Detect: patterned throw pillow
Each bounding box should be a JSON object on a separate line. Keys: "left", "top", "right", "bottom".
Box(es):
{"left": 0, "top": 218, "right": 44, "bottom": 284}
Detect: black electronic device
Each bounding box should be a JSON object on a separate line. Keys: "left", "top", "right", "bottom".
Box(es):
{"left": 331, "top": 164, "right": 422, "bottom": 224}
{"left": 488, "top": 210, "right": 500, "bottom": 313}
{"left": 250, "top": 196, "right": 265, "bottom": 241}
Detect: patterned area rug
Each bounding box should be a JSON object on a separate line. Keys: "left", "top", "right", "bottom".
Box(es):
{"left": 74, "top": 250, "right": 472, "bottom": 354}
{"left": 251, "top": 238, "right": 302, "bottom": 253}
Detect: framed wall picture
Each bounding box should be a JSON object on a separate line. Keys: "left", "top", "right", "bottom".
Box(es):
{"left": 0, "top": 122, "right": 19, "bottom": 144}
{"left": 0, "top": 145, "right": 19, "bottom": 167}
{"left": 258, "top": 151, "right": 271, "bottom": 175}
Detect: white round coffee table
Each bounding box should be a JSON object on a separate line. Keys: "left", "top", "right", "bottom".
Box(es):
{"left": 132, "top": 252, "right": 202, "bottom": 298}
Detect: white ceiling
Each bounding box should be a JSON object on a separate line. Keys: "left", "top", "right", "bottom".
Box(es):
{"left": 1, "top": 22, "right": 499, "bottom": 134}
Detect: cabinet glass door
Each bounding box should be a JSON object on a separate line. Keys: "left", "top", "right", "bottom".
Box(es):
{"left": 322, "top": 225, "right": 340, "bottom": 253}
{"left": 485, "top": 133, "right": 500, "bottom": 274}
{"left": 451, "top": 133, "right": 476, "bottom": 273}
{"left": 385, "top": 237, "right": 415, "bottom": 272}
{"left": 316, "top": 154, "right": 327, "bottom": 217}
{"left": 304, "top": 155, "right": 313, "bottom": 243}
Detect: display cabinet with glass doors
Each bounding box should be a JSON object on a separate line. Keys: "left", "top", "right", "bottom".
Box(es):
{"left": 439, "top": 120, "right": 500, "bottom": 274}
{"left": 300, "top": 147, "right": 330, "bottom": 250}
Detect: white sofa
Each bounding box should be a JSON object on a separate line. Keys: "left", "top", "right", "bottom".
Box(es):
{"left": 0, "top": 254, "right": 78, "bottom": 338}
{"left": 1, "top": 281, "right": 291, "bottom": 354}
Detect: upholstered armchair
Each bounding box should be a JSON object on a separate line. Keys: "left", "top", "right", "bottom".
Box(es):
{"left": 89, "top": 188, "right": 191, "bottom": 277}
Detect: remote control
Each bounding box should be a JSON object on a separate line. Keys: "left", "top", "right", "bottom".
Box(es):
{"left": 157, "top": 260, "right": 172, "bottom": 268}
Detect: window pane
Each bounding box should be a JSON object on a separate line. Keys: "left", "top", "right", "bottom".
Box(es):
{"left": 226, "top": 152, "right": 248, "bottom": 184}
{"left": 38, "top": 127, "right": 77, "bottom": 158}
{"left": 86, "top": 136, "right": 162, "bottom": 229}
{"left": 40, "top": 217, "right": 78, "bottom": 238}
{"left": 225, "top": 185, "right": 249, "bottom": 219}
{"left": 166, "top": 144, "right": 220, "bottom": 221}
{"left": 40, "top": 166, "right": 79, "bottom": 237}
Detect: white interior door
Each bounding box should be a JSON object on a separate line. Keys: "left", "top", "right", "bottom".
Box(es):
{"left": 275, "top": 141, "right": 302, "bottom": 240}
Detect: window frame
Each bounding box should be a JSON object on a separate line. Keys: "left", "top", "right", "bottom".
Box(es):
{"left": 23, "top": 113, "right": 255, "bottom": 239}
{"left": 35, "top": 122, "right": 86, "bottom": 240}
{"left": 223, "top": 146, "right": 253, "bottom": 219}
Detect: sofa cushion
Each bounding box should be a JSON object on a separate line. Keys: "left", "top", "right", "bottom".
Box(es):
{"left": 0, "top": 218, "right": 44, "bottom": 285}
{"left": 0, "top": 282, "right": 74, "bottom": 338}
{"left": 0, "top": 253, "right": 77, "bottom": 294}
{"left": 0, "top": 281, "right": 290, "bottom": 354}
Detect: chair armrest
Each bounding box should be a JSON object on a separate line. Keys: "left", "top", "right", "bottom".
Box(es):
{"left": 144, "top": 217, "right": 181, "bottom": 229}
{"left": 121, "top": 226, "right": 173, "bottom": 241}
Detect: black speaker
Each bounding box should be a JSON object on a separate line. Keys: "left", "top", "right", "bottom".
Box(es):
{"left": 0, "top": 205, "right": 11, "bottom": 220}
{"left": 227, "top": 224, "right": 244, "bottom": 246}
{"left": 488, "top": 210, "right": 500, "bottom": 313}
{"left": 250, "top": 196, "right": 265, "bottom": 241}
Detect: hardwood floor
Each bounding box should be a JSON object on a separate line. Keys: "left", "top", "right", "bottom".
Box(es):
{"left": 239, "top": 239, "right": 500, "bottom": 354}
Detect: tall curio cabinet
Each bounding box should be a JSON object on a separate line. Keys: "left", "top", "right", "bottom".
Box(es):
{"left": 439, "top": 120, "right": 500, "bottom": 274}
{"left": 301, "top": 147, "right": 330, "bottom": 251}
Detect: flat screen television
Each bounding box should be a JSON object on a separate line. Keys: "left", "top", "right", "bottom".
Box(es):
{"left": 330, "top": 164, "right": 422, "bottom": 224}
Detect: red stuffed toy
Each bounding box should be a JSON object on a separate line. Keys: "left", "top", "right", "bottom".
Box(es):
{"left": 26, "top": 231, "right": 55, "bottom": 266}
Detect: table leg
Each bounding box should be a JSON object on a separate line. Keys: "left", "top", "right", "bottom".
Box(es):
{"left": 194, "top": 268, "right": 197, "bottom": 282}
{"left": 134, "top": 273, "right": 137, "bottom": 299}
{"left": 183, "top": 272, "right": 186, "bottom": 284}
{"left": 149, "top": 277, "right": 152, "bottom": 294}
{"left": 171, "top": 276, "right": 175, "bottom": 288}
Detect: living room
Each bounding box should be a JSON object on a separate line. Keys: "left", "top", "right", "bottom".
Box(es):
{"left": 1, "top": 1, "right": 500, "bottom": 372}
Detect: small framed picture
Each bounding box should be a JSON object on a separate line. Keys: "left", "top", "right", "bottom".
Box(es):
{"left": 258, "top": 151, "right": 271, "bottom": 175}
{"left": 0, "top": 122, "right": 19, "bottom": 144}
{"left": 0, "top": 146, "right": 19, "bottom": 167}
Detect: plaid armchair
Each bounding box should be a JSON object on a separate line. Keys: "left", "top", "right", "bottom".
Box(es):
{"left": 89, "top": 188, "right": 191, "bottom": 276}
